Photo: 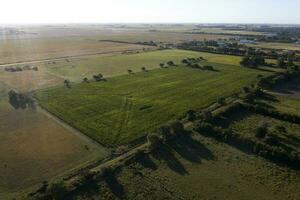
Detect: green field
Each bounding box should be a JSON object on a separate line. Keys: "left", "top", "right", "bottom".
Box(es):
{"left": 35, "top": 51, "right": 272, "bottom": 146}
{"left": 42, "top": 49, "right": 244, "bottom": 81}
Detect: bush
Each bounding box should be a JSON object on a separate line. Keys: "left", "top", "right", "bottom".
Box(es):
{"left": 264, "top": 135, "right": 279, "bottom": 146}
{"left": 167, "top": 61, "right": 175, "bottom": 66}
{"left": 47, "top": 181, "right": 68, "bottom": 200}
{"left": 200, "top": 110, "right": 213, "bottom": 122}
{"left": 217, "top": 97, "right": 226, "bottom": 106}
{"left": 203, "top": 65, "right": 214, "bottom": 71}
{"left": 255, "top": 122, "right": 268, "bottom": 139}
{"left": 169, "top": 120, "right": 184, "bottom": 136}
{"left": 186, "top": 110, "right": 197, "bottom": 121}
{"left": 147, "top": 133, "right": 161, "bottom": 151}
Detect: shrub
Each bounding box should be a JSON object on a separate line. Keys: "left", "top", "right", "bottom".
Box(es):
{"left": 200, "top": 110, "right": 213, "bottom": 122}
{"left": 203, "top": 65, "right": 214, "bottom": 71}
{"left": 186, "top": 109, "right": 197, "bottom": 121}
{"left": 217, "top": 97, "right": 226, "bottom": 106}
{"left": 264, "top": 135, "right": 279, "bottom": 146}
{"left": 147, "top": 133, "right": 161, "bottom": 151}
{"left": 255, "top": 122, "right": 268, "bottom": 139}
{"left": 167, "top": 61, "right": 175, "bottom": 66}
{"left": 169, "top": 120, "right": 184, "bottom": 136}
{"left": 275, "top": 125, "right": 286, "bottom": 133}
{"left": 47, "top": 181, "right": 68, "bottom": 200}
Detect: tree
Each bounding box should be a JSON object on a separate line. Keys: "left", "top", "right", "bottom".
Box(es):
{"left": 186, "top": 110, "right": 196, "bottom": 121}
{"left": 64, "top": 80, "right": 71, "bottom": 88}
{"left": 82, "top": 77, "right": 89, "bottom": 83}
{"left": 167, "top": 61, "right": 175, "bottom": 66}
{"left": 147, "top": 133, "right": 161, "bottom": 151}
{"left": 159, "top": 63, "right": 165, "bottom": 68}
{"left": 141, "top": 67, "right": 147, "bottom": 71}
{"left": 203, "top": 65, "right": 214, "bottom": 71}
{"left": 255, "top": 122, "right": 268, "bottom": 138}
{"left": 217, "top": 97, "right": 226, "bottom": 105}
{"left": 287, "top": 57, "right": 294, "bottom": 67}
{"left": 277, "top": 57, "right": 285, "bottom": 68}
{"left": 47, "top": 181, "right": 68, "bottom": 200}
{"left": 128, "top": 69, "right": 133, "bottom": 74}
{"left": 201, "top": 110, "right": 213, "bottom": 122}
{"left": 181, "top": 58, "right": 189, "bottom": 64}
{"left": 93, "top": 73, "right": 104, "bottom": 82}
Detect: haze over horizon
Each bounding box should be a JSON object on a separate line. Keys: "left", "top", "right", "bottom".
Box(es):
{"left": 0, "top": 0, "right": 300, "bottom": 25}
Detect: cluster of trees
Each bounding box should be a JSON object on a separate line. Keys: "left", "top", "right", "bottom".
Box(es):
{"left": 147, "top": 120, "right": 185, "bottom": 151}
{"left": 4, "top": 65, "right": 38, "bottom": 72}
{"left": 81, "top": 73, "right": 106, "bottom": 84}
{"left": 240, "top": 54, "right": 265, "bottom": 67}
{"left": 277, "top": 56, "right": 298, "bottom": 68}
{"left": 257, "top": 67, "right": 300, "bottom": 88}
{"left": 8, "top": 90, "right": 35, "bottom": 109}
{"left": 177, "top": 40, "right": 247, "bottom": 57}
{"left": 181, "top": 57, "right": 215, "bottom": 71}
{"left": 93, "top": 73, "right": 104, "bottom": 81}
{"left": 195, "top": 120, "right": 299, "bottom": 166}
{"left": 159, "top": 61, "right": 176, "bottom": 68}
{"left": 177, "top": 40, "right": 300, "bottom": 62}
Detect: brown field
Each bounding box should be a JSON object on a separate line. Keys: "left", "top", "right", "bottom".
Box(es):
{"left": 247, "top": 42, "right": 300, "bottom": 51}
{"left": 0, "top": 24, "right": 230, "bottom": 65}
{"left": 0, "top": 83, "right": 109, "bottom": 198}
{"left": 0, "top": 39, "right": 155, "bottom": 65}
{"left": 0, "top": 69, "right": 63, "bottom": 92}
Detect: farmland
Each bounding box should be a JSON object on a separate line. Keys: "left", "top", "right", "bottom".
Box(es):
{"left": 247, "top": 42, "right": 300, "bottom": 51}
{"left": 0, "top": 82, "right": 109, "bottom": 199}
{"left": 0, "top": 23, "right": 300, "bottom": 200}
{"left": 35, "top": 50, "right": 272, "bottom": 146}
{"left": 0, "top": 39, "right": 155, "bottom": 65}
{"left": 42, "top": 49, "right": 244, "bottom": 81}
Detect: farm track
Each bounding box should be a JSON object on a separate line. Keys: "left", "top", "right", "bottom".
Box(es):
{"left": 116, "top": 96, "right": 133, "bottom": 143}
{"left": 0, "top": 48, "right": 157, "bottom": 68}
{"left": 36, "top": 105, "right": 110, "bottom": 155}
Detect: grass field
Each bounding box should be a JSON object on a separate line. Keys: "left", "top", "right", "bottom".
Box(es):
{"left": 42, "top": 49, "right": 245, "bottom": 81}
{"left": 225, "top": 109, "right": 300, "bottom": 152}
{"left": 0, "top": 82, "right": 109, "bottom": 198}
{"left": 255, "top": 94, "right": 300, "bottom": 116}
{"left": 35, "top": 51, "right": 272, "bottom": 146}
{"left": 185, "top": 28, "right": 266, "bottom": 36}
{"left": 68, "top": 133, "right": 300, "bottom": 200}
{"left": 247, "top": 42, "right": 300, "bottom": 51}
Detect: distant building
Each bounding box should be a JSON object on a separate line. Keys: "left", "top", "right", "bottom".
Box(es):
{"left": 239, "top": 39, "right": 257, "bottom": 44}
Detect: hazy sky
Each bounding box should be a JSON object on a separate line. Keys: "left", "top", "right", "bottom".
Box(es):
{"left": 1, "top": 0, "right": 300, "bottom": 24}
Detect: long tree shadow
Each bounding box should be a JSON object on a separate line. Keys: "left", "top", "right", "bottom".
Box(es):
{"left": 152, "top": 145, "right": 188, "bottom": 175}
{"left": 168, "top": 133, "right": 214, "bottom": 164}
{"left": 66, "top": 179, "right": 100, "bottom": 200}
{"left": 104, "top": 173, "right": 125, "bottom": 199}
{"left": 137, "top": 154, "right": 158, "bottom": 170}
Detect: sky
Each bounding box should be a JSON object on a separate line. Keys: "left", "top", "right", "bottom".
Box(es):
{"left": 0, "top": 0, "right": 299, "bottom": 24}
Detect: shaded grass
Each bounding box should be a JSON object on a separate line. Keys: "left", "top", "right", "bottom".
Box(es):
{"left": 67, "top": 133, "right": 300, "bottom": 200}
